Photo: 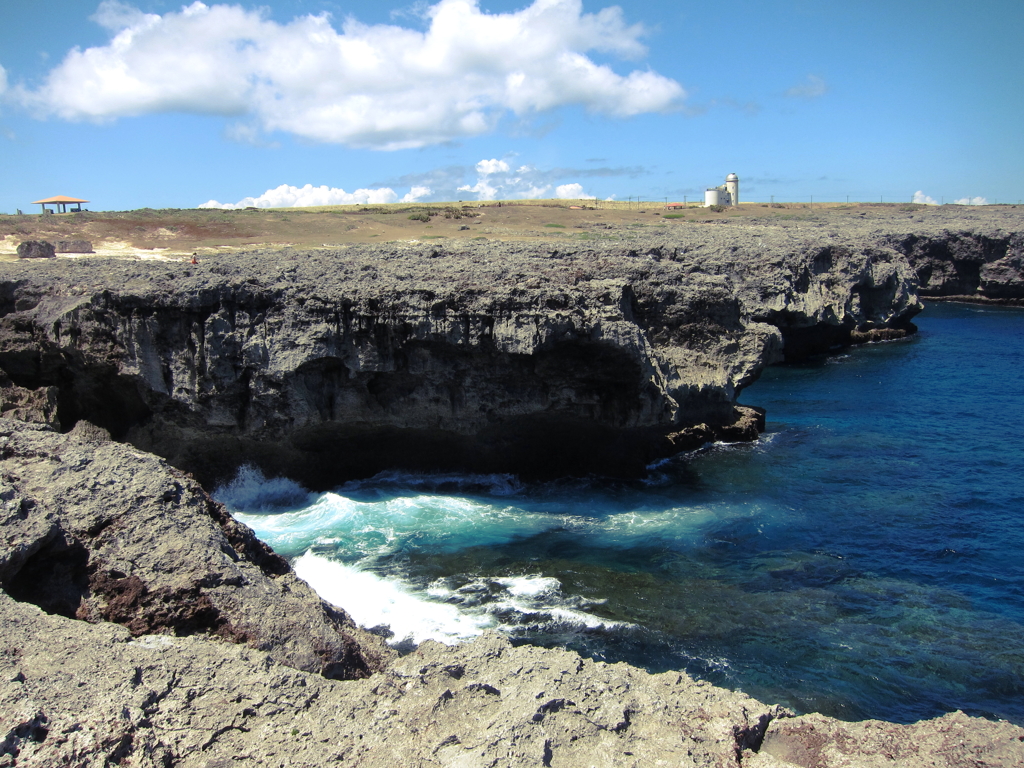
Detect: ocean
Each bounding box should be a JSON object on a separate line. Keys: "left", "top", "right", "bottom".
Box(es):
{"left": 216, "top": 301, "right": 1024, "bottom": 725}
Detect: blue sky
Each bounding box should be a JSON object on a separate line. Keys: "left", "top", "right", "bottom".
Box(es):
{"left": 1, "top": 0, "right": 1021, "bottom": 212}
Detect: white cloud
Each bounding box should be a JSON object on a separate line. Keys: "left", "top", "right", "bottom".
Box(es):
{"left": 224, "top": 121, "right": 279, "bottom": 148}
{"left": 401, "top": 185, "right": 433, "bottom": 202}
{"left": 206, "top": 155, "right": 604, "bottom": 207}
{"left": 16, "top": 0, "right": 684, "bottom": 150}
{"left": 912, "top": 190, "right": 939, "bottom": 206}
{"left": 198, "top": 183, "right": 399, "bottom": 209}
{"left": 456, "top": 156, "right": 600, "bottom": 200}
{"left": 0, "top": 64, "right": 7, "bottom": 98}
{"left": 476, "top": 159, "right": 511, "bottom": 175}
{"left": 555, "top": 183, "right": 595, "bottom": 199}
{"left": 785, "top": 74, "right": 827, "bottom": 100}
{"left": 953, "top": 196, "right": 988, "bottom": 206}
{"left": 457, "top": 178, "right": 504, "bottom": 200}
{"left": 91, "top": 0, "right": 153, "bottom": 32}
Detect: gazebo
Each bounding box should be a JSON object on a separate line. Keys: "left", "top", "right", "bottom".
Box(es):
{"left": 32, "top": 195, "right": 89, "bottom": 214}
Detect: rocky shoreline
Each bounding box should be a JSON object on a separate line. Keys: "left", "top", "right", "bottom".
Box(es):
{"left": 2, "top": 206, "right": 1023, "bottom": 766}
{"left": 2, "top": 419, "right": 1023, "bottom": 767}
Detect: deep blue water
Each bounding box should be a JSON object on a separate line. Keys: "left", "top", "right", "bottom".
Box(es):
{"left": 218, "top": 302, "right": 1024, "bottom": 725}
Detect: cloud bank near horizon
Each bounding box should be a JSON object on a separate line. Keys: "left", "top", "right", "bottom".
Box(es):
{"left": 914, "top": 190, "right": 990, "bottom": 206}
{"left": 199, "top": 157, "right": 601, "bottom": 208}
{"left": 198, "top": 184, "right": 422, "bottom": 209}
{"left": 11, "top": 0, "right": 684, "bottom": 150}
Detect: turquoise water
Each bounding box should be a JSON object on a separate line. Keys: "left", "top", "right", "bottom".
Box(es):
{"left": 218, "top": 302, "right": 1024, "bottom": 725}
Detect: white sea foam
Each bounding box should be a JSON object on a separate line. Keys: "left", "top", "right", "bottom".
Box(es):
{"left": 495, "top": 575, "right": 561, "bottom": 598}
{"left": 235, "top": 485, "right": 587, "bottom": 560}
{"left": 542, "top": 606, "right": 626, "bottom": 630}
{"left": 214, "top": 465, "right": 316, "bottom": 512}
{"left": 597, "top": 506, "right": 724, "bottom": 546}
{"left": 221, "top": 467, "right": 721, "bottom": 642}
{"left": 427, "top": 575, "right": 629, "bottom": 633}
{"left": 293, "top": 551, "right": 630, "bottom": 647}
{"left": 293, "top": 551, "right": 494, "bottom": 645}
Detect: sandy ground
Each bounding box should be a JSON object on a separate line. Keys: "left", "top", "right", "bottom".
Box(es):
{"left": 1, "top": 200, "right": 1018, "bottom": 262}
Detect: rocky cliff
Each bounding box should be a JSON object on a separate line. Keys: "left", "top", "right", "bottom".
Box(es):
{"left": 0, "top": 420, "right": 393, "bottom": 680}
{"left": 0, "top": 209, "right": 958, "bottom": 489}
{"left": 3, "top": 207, "right": 1024, "bottom": 766}
{"left": 876, "top": 209, "right": 1024, "bottom": 301}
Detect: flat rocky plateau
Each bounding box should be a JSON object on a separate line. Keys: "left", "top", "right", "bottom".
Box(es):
{"left": 1, "top": 205, "right": 1023, "bottom": 766}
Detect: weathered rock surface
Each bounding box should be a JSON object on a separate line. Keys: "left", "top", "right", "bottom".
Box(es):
{"left": 874, "top": 209, "right": 1024, "bottom": 302}
{"left": 4, "top": 589, "right": 1022, "bottom": 768}
{"left": 0, "top": 419, "right": 392, "bottom": 681}
{"left": 0, "top": 207, "right": 984, "bottom": 488}
{"left": 13, "top": 242, "right": 54, "bottom": 260}
{"left": 749, "top": 711, "right": 1024, "bottom": 768}
{"left": 55, "top": 240, "right": 93, "bottom": 254}
{"left": 0, "top": 372, "right": 58, "bottom": 429}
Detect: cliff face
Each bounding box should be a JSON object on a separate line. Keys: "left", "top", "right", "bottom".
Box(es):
{"left": 0, "top": 216, "right": 935, "bottom": 488}
{"left": 885, "top": 227, "right": 1024, "bottom": 300}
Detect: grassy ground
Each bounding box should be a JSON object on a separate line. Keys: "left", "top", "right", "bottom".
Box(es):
{"left": 0, "top": 200, "right": 989, "bottom": 261}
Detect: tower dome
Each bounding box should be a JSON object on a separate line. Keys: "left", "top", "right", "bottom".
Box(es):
{"left": 724, "top": 173, "right": 739, "bottom": 206}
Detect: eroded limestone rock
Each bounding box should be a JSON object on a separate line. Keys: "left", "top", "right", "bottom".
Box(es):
{"left": 0, "top": 419, "right": 393, "bottom": 680}
{"left": 55, "top": 240, "right": 93, "bottom": 254}
{"left": 0, "top": 227, "right": 928, "bottom": 488}
{"left": 14, "top": 241, "right": 55, "bottom": 260}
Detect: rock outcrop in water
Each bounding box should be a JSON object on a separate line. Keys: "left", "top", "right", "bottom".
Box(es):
{"left": 2, "top": 419, "right": 1022, "bottom": 767}
{"left": 0, "top": 213, "right": 942, "bottom": 489}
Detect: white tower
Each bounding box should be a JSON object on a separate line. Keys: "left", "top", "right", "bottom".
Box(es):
{"left": 725, "top": 173, "right": 739, "bottom": 206}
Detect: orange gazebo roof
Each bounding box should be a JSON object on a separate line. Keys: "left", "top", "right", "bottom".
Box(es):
{"left": 32, "top": 195, "right": 90, "bottom": 204}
